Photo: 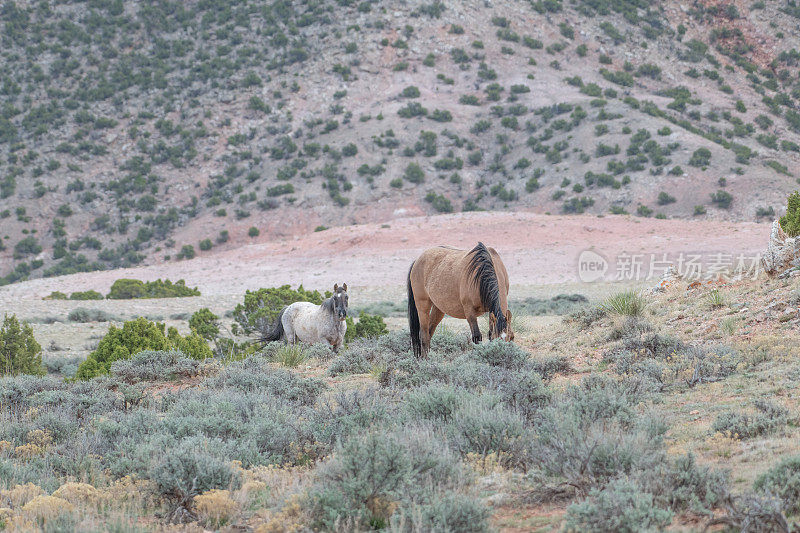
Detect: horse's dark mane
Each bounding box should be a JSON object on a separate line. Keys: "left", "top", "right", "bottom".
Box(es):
{"left": 467, "top": 242, "right": 507, "bottom": 332}
{"left": 321, "top": 297, "right": 335, "bottom": 313}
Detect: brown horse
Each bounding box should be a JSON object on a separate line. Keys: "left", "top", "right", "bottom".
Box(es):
{"left": 407, "top": 242, "right": 514, "bottom": 357}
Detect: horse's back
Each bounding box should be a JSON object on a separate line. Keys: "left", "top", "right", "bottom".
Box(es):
{"left": 411, "top": 246, "right": 472, "bottom": 317}
{"left": 413, "top": 246, "right": 469, "bottom": 281}
{"left": 413, "top": 244, "right": 510, "bottom": 310}
{"left": 283, "top": 301, "right": 319, "bottom": 329}
{"left": 285, "top": 301, "right": 318, "bottom": 317}
{"left": 283, "top": 301, "right": 323, "bottom": 344}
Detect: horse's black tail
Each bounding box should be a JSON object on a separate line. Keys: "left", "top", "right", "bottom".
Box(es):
{"left": 407, "top": 262, "right": 422, "bottom": 358}
{"left": 261, "top": 307, "right": 286, "bottom": 344}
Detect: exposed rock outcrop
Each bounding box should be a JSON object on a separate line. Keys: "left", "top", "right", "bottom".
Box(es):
{"left": 761, "top": 221, "right": 800, "bottom": 277}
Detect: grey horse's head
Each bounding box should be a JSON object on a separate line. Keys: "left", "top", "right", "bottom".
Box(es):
{"left": 332, "top": 283, "right": 349, "bottom": 320}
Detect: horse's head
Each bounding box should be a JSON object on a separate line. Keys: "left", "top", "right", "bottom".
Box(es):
{"left": 488, "top": 309, "right": 514, "bottom": 342}
{"left": 333, "top": 283, "right": 349, "bottom": 321}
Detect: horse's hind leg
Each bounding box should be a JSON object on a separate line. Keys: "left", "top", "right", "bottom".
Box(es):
{"left": 283, "top": 318, "right": 297, "bottom": 345}
{"left": 428, "top": 306, "right": 445, "bottom": 338}
{"left": 416, "top": 297, "right": 434, "bottom": 356}
{"left": 466, "top": 313, "right": 482, "bottom": 344}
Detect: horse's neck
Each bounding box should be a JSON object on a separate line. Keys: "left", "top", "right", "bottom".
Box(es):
{"left": 317, "top": 298, "right": 337, "bottom": 321}
{"left": 316, "top": 300, "right": 344, "bottom": 336}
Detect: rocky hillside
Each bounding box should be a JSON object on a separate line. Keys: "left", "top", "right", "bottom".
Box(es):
{"left": 2, "top": 0, "right": 800, "bottom": 284}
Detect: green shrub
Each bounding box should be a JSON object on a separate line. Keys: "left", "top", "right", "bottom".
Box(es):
{"left": 199, "top": 239, "right": 212, "bottom": 251}
{"left": 404, "top": 163, "right": 425, "bottom": 184}
{"left": 450, "top": 396, "right": 530, "bottom": 468}
{"left": 531, "top": 376, "right": 661, "bottom": 489}
{"left": 328, "top": 348, "right": 371, "bottom": 376}
{"left": 107, "top": 279, "right": 200, "bottom": 299}
{"left": 397, "top": 102, "right": 428, "bottom": 118}
{"left": 712, "top": 400, "right": 789, "bottom": 439}
{"left": 564, "top": 478, "right": 673, "bottom": 533}
{"left": 602, "top": 290, "right": 646, "bottom": 317}
{"left": 13, "top": 236, "right": 42, "bottom": 258}
{"left": 425, "top": 191, "right": 453, "bottom": 213}
{"left": 529, "top": 354, "right": 573, "bottom": 382}
{"left": 267, "top": 184, "right": 294, "bottom": 196}
{"left": 392, "top": 491, "right": 490, "bottom": 532}
{"left": 754, "top": 455, "right": 800, "bottom": 514}
{"left": 657, "top": 192, "right": 676, "bottom": 205}
{"left": 248, "top": 96, "right": 271, "bottom": 113}
{"left": 710, "top": 190, "right": 733, "bottom": 209}
{"left": 756, "top": 206, "right": 775, "bottom": 219}
{"left": 189, "top": 308, "right": 219, "bottom": 340}
{"left": 308, "top": 429, "right": 460, "bottom": 530}
{"left": 706, "top": 289, "right": 726, "bottom": 309}
{"left": 68, "top": 308, "right": 120, "bottom": 323}
{"left": 233, "top": 285, "right": 326, "bottom": 335}
{"left": 401, "top": 86, "right": 420, "bottom": 98}
{"left": 406, "top": 384, "right": 467, "bottom": 423}
{"left": 779, "top": 191, "right": 800, "bottom": 236}
{"left": 348, "top": 312, "right": 388, "bottom": 342}
{"left": 45, "top": 291, "right": 68, "bottom": 300}
{"left": 689, "top": 147, "right": 712, "bottom": 167}
{"left": 271, "top": 344, "right": 308, "bottom": 367}
{"left": 76, "top": 317, "right": 212, "bottom": 379}
{"left": 106, "top": 279, "right": 147, "bottom": 299}
{"left": 69, "top": 290, "right": 104, "bottom": 300}
{"left": 0, "top": 314, "right": 44, "bottom": 376}
{"left": 465, "top": 340, "right": 528, "bottom": 370}
{"left": 600, "top": 69, "right": 634, "bottom": 87}
{"left": 150, "top": 437, "right": 240, "bottom": 511}
{"left": 110, "top": 350, "right": 203, "bottom": 383}
{"left": 429, "top": 109, "right": 453, "bottom": 122}
{"left": 342, "top": 143, "right": 357, "bottom": 157}
{"left": 178, "top": 245, "right": 196, "bottom": 259}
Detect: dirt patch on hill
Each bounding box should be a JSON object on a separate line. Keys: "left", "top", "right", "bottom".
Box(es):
{"left": 0, "top": 212, "right": 769, "bottom": 301}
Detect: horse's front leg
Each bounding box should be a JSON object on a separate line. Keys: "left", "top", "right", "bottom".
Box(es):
{"left": 330, "top": 329, "right": 345, "bottom": 353}
{"left": 466, "top": 314, "right": 482, "bottom": 344}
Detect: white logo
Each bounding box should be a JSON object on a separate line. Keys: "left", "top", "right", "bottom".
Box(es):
{"left": 578, "top": 250, "right": 608, "bottom": 282}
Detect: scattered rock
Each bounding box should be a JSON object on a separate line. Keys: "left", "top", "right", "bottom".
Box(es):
{"left": 762, "top": 220, "right": 800, "bottom": 276}
{"left": 652, "top": 265, "right": 681, "bottom": 292}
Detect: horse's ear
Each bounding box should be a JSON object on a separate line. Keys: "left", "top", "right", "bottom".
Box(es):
{"left": 489, "top": 313, "right": 497, "bottom": 328}
{"left": 505, "top": 309, "right": 512, "bottom": 321}
{"left": 342, "top": 283, "right": 347, "bottom": 292}
{"left": 334, "top": 283, "right": 338, "bottom": 292}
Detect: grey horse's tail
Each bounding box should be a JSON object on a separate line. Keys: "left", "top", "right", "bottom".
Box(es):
{"left": 261, "top": 307, "right": 286, "bottom": 343}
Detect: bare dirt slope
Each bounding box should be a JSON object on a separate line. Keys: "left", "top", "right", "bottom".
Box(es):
{"left": 0, "top": 212, "right": 770, "bottom": 302}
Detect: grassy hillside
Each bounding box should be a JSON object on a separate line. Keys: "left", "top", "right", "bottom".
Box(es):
{"left": 0, "top": 274, "right": 799, "bottom": 530}
{"left": 2, "top": 0, "right": 800, "bottom": 284}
